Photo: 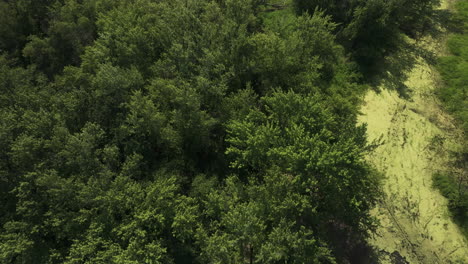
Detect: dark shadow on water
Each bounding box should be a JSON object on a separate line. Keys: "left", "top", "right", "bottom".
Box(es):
{"left": 363, "top": 41, "right": 420, "bottom": 100}
{"left": 324, "top": 221, "right": 411, "bottom": 264}
{"left": 358, "top": 8, "right": 455, "bottom": 100}
{"left": 428, "top": 9, "right": 464, "bottom": 36}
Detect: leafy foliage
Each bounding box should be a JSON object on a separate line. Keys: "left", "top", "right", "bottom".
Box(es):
{"left": 293, "top": 0, "right": 440, "bottom": 69}
{"left": 0, "top": 0, "right": 438, "bottom": 262}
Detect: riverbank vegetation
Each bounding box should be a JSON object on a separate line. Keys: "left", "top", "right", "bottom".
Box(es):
{"left": 434, "top": 0, "right": 468, "bottom": 238}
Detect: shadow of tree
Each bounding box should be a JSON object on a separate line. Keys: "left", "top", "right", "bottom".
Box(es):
{"left": 364, "top": 41, "right": 420, "bottom": 100}
{"left": 428, "top": 8, "right": 464, "bottom": 36}
{"left": 323, "top": 220, "right": 385, "bottom": 264}
{"left": 360, "top": 8, "right": 455, "bottom": 100}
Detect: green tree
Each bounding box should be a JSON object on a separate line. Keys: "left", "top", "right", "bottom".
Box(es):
{"left": 223, "top": 90, "right": 379, "bottom": 261}
{"left": 293, "top": 0, "right": 440, "bottom": 68}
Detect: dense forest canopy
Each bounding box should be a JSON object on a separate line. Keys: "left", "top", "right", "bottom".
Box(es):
{"left": 0, "top": 0, "right": 441, "bottom": 263}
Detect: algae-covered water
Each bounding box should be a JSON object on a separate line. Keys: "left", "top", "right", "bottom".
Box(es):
{"left": 359, "top": 2, "right": 468, "bottom": 262}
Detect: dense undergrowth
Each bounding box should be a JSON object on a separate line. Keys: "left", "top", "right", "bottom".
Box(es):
{"left": 0, "top": 0, "right": 442, "bottom": 263}
{"left": 434, "top": 0, "right": 468, "bottom": 238}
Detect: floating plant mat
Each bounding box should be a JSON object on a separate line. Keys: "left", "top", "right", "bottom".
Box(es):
{"left": 359, "top": 30, "right": 468, "bottom": 263}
